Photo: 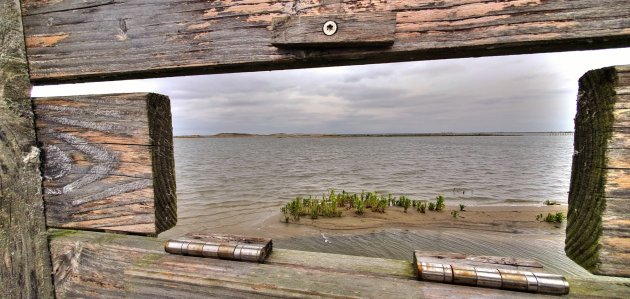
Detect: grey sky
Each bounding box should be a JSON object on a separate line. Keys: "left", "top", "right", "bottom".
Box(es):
{"left": 32, "top": 48, "right": 630, "bottom": 135}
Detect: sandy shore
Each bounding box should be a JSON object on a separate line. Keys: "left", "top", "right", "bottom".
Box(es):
{"left": 165, "top": 203, "right": 600, "bottom": 277}
{"left": 263, "top": 204, "right": 568, "bottom": 236}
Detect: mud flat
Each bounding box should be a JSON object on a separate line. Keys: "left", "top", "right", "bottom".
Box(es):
{"left": 263, "top": 204, "right": 569, "bottom": 236}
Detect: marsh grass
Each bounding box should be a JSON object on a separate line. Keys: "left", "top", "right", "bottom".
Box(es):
{"left": 417, "top": 202, "right": 427, "bottom": 214}
{"left": 536, "top": 212, "right": 565, "bottom": 224}
{"left": 435, "top": 195, "right": 446, "bottom": 211}
{"left": 399, "top": 196, "right": 411, "bottom": 212}
{"left": 282, "top": 190, "right": 449, "bottom": 222}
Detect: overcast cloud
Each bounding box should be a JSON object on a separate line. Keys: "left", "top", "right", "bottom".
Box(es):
{"left": 32, "top": 48, "right": 630, "bottom": 136}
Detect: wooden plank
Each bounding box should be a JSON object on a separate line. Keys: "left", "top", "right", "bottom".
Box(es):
{"left": 567, "top": 65, "right": 630, "bottom": 277}
{"left": 271, "top": 13, "right": 396, "bottom": 48}
{"left": 605, "top": 168, "right": 630, "bottom": 199}
{"left": 33, "top": 93, "right": 176, "bottom": 236}
{"left": 607, "top": 149, "right": 630, "bottom": 168}
{"left": 609, "top": 128, "right": 630, "bottom": 148}
{"left": 0, "top": 0, "right": 54, "bottom": 297}
{"left": 49, "top": 230, "right": 630, "bottom": 298}
{"left": 20, "top": 0, "right": 630, "bottom": 83}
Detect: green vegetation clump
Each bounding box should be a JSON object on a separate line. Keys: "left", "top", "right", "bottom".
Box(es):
{"left": 354, "top": 197, "right": 365, "bottom": 215}
{"left": 282, "top": 190, "right": 451, "bottom": 222}
{"left": 399, "top": 195, "right": 411, "bottom": 212}
{"left": 536, "top": 212, "right": 565, "bottom": 224}
{"left": 451, "top": 210, "right": 459, "bottom": 218}
{"left": 459, "top": 204, "right": 466, "bottom": 211}
{"left": 417, "top": 202, "right": 427, "bottom": 214}
{"left": 435, "top": 195, "right": 445, "bottom": 211}
{"left": 281, "top": 194, "right": 342, "bottom": 222}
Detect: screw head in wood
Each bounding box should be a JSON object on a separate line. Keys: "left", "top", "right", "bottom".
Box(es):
{"left": 323, "top": 20, "right": 338, "bottom": 36}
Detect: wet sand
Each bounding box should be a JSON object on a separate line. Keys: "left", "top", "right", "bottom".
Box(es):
{"left": 264, "top": 204, "right": 606, "bottom": 279}
{"left": 164, "top": 204, "right": 616, "bottom": 279}
{"left": 261, "top": 204, "right": 568, "bottom": 237}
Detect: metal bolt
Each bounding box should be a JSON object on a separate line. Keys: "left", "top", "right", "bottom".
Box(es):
{"left": 323, "top": 20, "right": 337, "bottom": 36}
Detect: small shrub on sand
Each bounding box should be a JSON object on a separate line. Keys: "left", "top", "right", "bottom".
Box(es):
{"left": 537, "top": 212, "right": 565, "bottom": 224}
{"left": 435, "top": 195, "right": 445, "bottom": 211}
{"left": 400, "top": 195, "right": 411, "bottom": 213}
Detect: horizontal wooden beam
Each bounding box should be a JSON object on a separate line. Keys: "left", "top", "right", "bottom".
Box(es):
{"left": 21, "top": 0, "right": 630, "bottom": 83}
{"left": 33, "top": 93, "right": 176, "bottom": 236}
{"left": 271, "top": 13, "right": 396, "bottom": 48}
{"left": 49, "top": 230, "right": 630, "bottom": 298}
{"left": 567, "top": 65, "right": 630, "bottom": 277}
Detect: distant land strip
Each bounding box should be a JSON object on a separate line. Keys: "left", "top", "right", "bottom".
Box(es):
{"left": 174, "top": 132, "right": 575, "bottom": 138}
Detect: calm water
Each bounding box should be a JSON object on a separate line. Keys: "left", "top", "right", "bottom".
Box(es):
{"left": 163, "top": 135, "right": 591, "bottom": 276}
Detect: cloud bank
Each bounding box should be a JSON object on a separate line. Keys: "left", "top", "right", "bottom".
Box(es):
{"left": 32, "top": 48, "right": 630, "bottom": 135}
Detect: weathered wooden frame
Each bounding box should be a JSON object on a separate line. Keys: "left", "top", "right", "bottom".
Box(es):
{"left": 2, "top": 0, "right": 630, "bottom": 297}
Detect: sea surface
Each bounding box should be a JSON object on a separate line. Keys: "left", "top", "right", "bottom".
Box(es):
{"left": 162, "top": 135, "right": 597, "bottom": 277}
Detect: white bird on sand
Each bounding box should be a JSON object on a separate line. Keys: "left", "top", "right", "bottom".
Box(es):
{"left": 321, "top": 233, "right": 331, "bottom": 244}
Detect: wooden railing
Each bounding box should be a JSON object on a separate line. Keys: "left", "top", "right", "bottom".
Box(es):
{"left": 1, "top": 0, "right": 630, "bottom": 297}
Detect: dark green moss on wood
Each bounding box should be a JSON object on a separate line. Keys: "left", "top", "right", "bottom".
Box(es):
{"left": 566, "top": 66, "right": 619, "bottom": 274}
{"left": 0, "top": 0, "right": 54, "bottom": 297}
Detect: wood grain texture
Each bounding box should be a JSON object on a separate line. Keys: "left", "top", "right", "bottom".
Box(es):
{"left": 33, "top": 93, "right": 176, "bottom": 236}
{"left": 0, "top": 0, "right": 55, "bottom": 297}
{"left": 272, "top": 12, "right": 396, "bottom": 48}
{"left": 566, "top": 65, "right": 630, "bottom": 277}
{"left": 21, "top": 0, "right": 630, "bottom": 83}
{"left": 49, "top": 230, "right": 630, "bottom": 299}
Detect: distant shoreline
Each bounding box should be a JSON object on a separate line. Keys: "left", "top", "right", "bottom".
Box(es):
{"left": 174, "top": 132, "right": 574, "bottom": 138}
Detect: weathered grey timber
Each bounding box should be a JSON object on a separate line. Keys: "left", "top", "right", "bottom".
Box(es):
{"left": 272, "top": 13, "right": 396, "bottom": 48}
{"left": 20, "top": 0, "right": 630, "bottom": 83}
{"left": 33, "top": 93, "right": 176, "bottom": 235}
{"left": 49, "top": 230, "right": 630, "bottom": 298}
{"left": 0, "top": 0, "right": 54, "bottom": 297}
{"left": 566, "top": 65, "right": 630, "bottom": 277}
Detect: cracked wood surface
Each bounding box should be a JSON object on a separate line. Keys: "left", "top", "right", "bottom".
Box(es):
{"left": 33, "top": 93, "right": 177, "bottom": 235}
{"left": 21, "top": 0, "right": 630, "bottom": 84}
{"left": 50, "top": 230, "right": 630, "bottom": 298}
{"left": 0, "top": 0, "right": 54, "bottom": 297}
{"left": 566, "top": 65, "right": 630, "bottom": 277}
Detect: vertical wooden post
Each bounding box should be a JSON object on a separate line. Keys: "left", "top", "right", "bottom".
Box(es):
{"left": 0, "top": 0, "right": 54, "bottom": 297}
{"left": 566, "top": 65, "right": 630, "bottom": 277}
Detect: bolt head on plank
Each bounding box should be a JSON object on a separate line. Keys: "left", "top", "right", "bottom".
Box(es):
{"left": 271, "top": 13, "right": 396, "bottom": 49}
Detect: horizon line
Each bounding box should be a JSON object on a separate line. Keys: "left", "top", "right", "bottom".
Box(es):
{"left": 174, "top": 131, "right": 575, "bottom": 137}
